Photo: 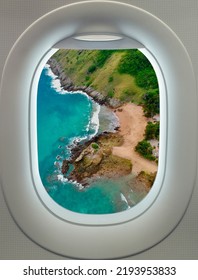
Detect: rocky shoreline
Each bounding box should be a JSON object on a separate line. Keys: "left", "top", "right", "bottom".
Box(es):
{"left": 61, "top": 131, "right": 111, "bottom": 175}
{"left": 61, "top": 131, "right": 133, "bottom": 187}
{"left": 47, "top": 57, "right": 133, "bottom": 187}
{"left": 47, "top": 58, "right": 122, "bottom": 108}
{"left": 47, "top": 58, "right": 156, "bottom": 192}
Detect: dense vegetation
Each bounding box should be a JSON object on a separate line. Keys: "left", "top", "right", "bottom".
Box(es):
{"left": 135, "top": 121, "right": 159, "bottom": 161}
{"left": 117, "top": 49, "right": 159, "bottom": 117}
{"left": 118, "top": 50, "right": 151, "bottom": 75}
{"left": 52, "top": 49, "right": 159, "bottom": 106}
{"left": 136, "top": 68, "right": 158, "bottom": 90}
{"left": 118, "top": 50, "right": 158, "bottom": 90}
{"left": 143, "top": 89, "right": 160, "bottom": 117}
{"left": 135, "top": 140, "right": 155, "bottom": 161}
{"left": 88, "top": 50, "right": 116, "bottom": 72}
{"left": 145, "top": 122, "right": 159, "bottom": 140}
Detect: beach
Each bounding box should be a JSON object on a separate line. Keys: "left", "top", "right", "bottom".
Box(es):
{"left": 112, "top": 103, "right": 158, "bottom": 175}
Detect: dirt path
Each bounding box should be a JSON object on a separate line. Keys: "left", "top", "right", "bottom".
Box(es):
{"left": 112, "top": 103, "right": 158, "bottom": 175}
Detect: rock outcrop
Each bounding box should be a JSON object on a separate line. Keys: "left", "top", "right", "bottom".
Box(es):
{"left": 61, "top": 132, "right": 132, "bottom": 186}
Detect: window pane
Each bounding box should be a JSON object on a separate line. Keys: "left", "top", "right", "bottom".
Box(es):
{"left": 37, "top": 49, "right": 159, "bottom": 214}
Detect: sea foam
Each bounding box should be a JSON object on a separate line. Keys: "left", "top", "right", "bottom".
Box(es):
{"left": 57, "top": 174, "right": 84, "bottom": 190}
{"left": 45, "top": 64, "right": 63, "bottom": 93}
{"left": 120, "top": 193, "right": 130, "bottom": 209}
{"left": 87, "top": 101, "right": 100, "bottom": 138}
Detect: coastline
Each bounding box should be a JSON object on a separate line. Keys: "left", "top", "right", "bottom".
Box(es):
{"left": 47, "top": 58, "right": 122, "bottom": 108}
{"left": 37, "top": 51, "right": 161, "bottom": 214}
{"left": 47, "top": 58, "right": 158, "bottom": 185}
{"left": 113, "top": 103, "right": 158, "bottom": 175}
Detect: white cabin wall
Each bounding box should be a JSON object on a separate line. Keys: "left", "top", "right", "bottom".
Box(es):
{"left": 0, "top": 0, "right": 197, "bottom": 259}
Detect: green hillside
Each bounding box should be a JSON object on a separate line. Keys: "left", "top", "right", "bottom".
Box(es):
{"left": 52, "top": 49, "right": 159, "bottom": 106}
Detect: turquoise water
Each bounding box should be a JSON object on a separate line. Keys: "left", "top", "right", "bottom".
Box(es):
{"left": 37, "top": 65, "right": 143, "bottom": 214}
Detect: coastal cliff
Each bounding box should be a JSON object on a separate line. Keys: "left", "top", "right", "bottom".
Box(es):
{"left": 48, "top": 58, "right": 122, "bottom": 108}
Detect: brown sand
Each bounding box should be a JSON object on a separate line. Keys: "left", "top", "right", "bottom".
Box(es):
{"left": 112, "top": 103, "right": 158, "bottom": 175}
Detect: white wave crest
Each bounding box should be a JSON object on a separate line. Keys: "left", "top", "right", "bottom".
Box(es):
{"left": 44, "top": 65, "right": 96, "bottom": 100}
{"left": 44, "top": 64, "right": 66, "bottom": 93}
{"left": 57, "top": 174, "right": 68, "bottom": 183}
{"left": 120, "top": 193, "right": 130, "bottom": 209}
{"left": 86, "top": 101, "right": 100, "bottom": 138}
{"left": 57, "top": 174, "right": 85, "bottom": 190}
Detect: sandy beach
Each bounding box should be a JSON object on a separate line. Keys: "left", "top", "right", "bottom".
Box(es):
{"left": 112, "top": 103, "right": 158, "bottom": 175}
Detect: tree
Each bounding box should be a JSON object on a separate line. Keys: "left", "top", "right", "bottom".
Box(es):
{"left": 143, "top": 89, "right": 159, "bottom": 117}
{"left": 135, "top": 140, "right": 155, "bottom": 160}
{"left": 136, "top": 68, "right": 158, "bottom": 90}
{"left": 145, "top": 122, "right": 160, "bottom": 140}
{"left": 118, "top": 50, "right": 152, "bottom": 75}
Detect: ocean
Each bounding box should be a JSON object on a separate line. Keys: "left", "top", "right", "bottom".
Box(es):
{"left": 37, "top": 65, "right": 144, "bottom": 214}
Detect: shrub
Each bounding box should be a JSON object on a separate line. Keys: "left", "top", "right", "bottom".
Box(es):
{"left": 143, "top": 90, "right": 159, "bottom": 117}
{"left": 120, "top": 89, "right": 134, "bottom": 102}
{"left": 95, "top": 50, "right": 115, "bottom": 68}
{"left": 91, "top": 142, "right": 99, "bottom": 150}
{"left": 108, "top": 76, "right": 114, "bottom": 82}
{"left": 107, "top": 90, "right": 115, "bottom": 98}
{"left": 88, "top": 64, "right": 97, "bottom": 73}
{"left": 85, "top": 81, "right": 92, "bottom": 87}
{"left": 135, "top": 140, "right": 155, "bottom": 160}
{"left": 145, "top": 122, "right": 160, "bottom": 140}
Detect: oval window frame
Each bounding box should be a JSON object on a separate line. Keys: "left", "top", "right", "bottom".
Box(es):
{"left": 31, "top": 45, "right": 165, "bottom": 225}
{"left": 0, "top": 1, "right": 196, "bottom": 259}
